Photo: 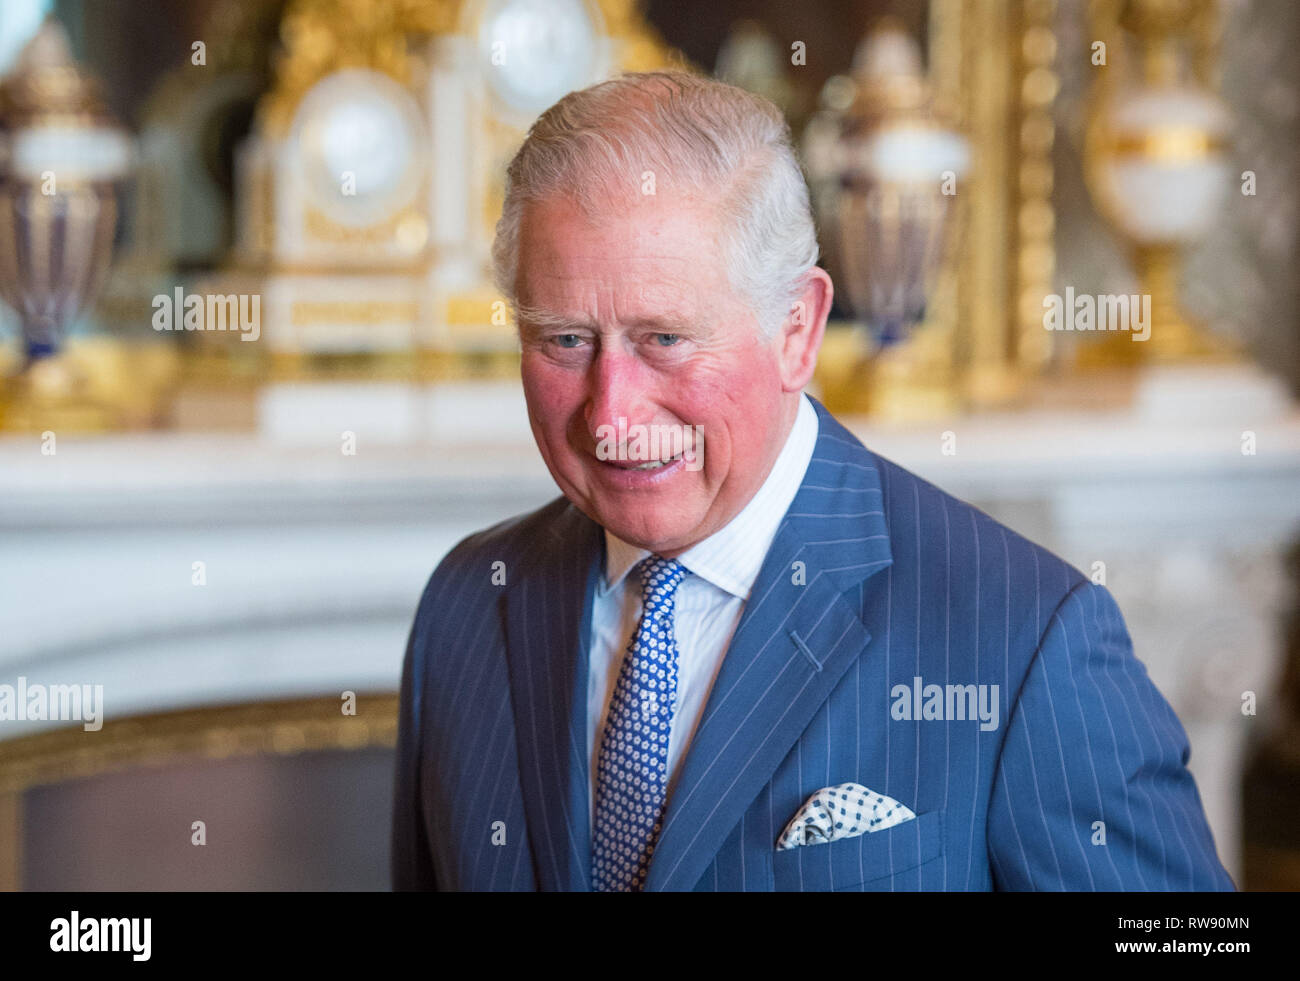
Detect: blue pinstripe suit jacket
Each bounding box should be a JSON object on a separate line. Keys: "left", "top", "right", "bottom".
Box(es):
{"left": 392, "top": 397, "right": 1235, "bottom": 891}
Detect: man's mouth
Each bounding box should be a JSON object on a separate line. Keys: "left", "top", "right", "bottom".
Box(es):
{"left": 608, "top": 452, "right": 683, "bottom": 471}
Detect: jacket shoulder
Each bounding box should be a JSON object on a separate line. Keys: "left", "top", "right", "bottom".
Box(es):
{"left": 866, "top": 445, "right": 1090, "bottom": 600}
{"left": 419, "top": 494, "right": 582, "bottom": 605}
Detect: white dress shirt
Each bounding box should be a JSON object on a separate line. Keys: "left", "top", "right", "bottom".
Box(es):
{"left": 588, "top": 393, "right": 820, "bottom": 824}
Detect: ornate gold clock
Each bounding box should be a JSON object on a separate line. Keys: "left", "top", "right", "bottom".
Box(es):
{"left": 230, "top": 0, "right": 680, "bottom": 381}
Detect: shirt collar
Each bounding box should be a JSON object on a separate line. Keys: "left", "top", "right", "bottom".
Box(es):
{"left": 601, "top": 393, "right": 820, "bottom": 601}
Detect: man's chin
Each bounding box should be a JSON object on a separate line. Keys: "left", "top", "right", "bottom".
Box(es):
{"left": 593, "top": 514, "right": 697, "bottom": 554}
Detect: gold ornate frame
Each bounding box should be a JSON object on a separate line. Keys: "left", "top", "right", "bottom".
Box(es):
{"left": 931, "top": 0, "right": 1058, "bottom": 409}
{"left": 0, "top": 693, "right": 398, "bottom": 891}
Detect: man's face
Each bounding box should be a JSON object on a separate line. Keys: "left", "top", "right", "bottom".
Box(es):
{"left": 514, "top": 191, "right": 799, "bottom": 557}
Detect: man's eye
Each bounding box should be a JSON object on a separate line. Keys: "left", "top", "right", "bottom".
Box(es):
{"left": 552, "top": 334, "right": 583, "bottom": 348}
{"left": 655, "top": 333, "right": 681, "bottom": 346}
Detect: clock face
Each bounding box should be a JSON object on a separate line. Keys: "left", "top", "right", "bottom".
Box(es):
{"left": 290, "top": 69, "right": 427, "bottom": 228}
{"left": 477, "top": 0, "right": 602, "bottom": 117}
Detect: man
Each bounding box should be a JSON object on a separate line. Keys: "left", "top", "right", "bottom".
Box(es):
{"left": 392, "top": 71, "right": 1234, "bottom": 891}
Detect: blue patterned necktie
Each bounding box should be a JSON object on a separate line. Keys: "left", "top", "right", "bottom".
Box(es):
{"left": 591, "top": 554, "right": 689, "bottom": 892}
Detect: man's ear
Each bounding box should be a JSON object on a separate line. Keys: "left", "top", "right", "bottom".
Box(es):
{"left": 777, "top": 266, "right": 833, "bottom": 392}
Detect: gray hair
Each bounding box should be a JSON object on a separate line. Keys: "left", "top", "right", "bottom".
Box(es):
{"left": 491, "top": 70, "right": 820, "bottom": 338}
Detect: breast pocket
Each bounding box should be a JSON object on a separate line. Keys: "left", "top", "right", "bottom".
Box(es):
{"left": 771, "top": 809, "right": 944, "bottom": 891}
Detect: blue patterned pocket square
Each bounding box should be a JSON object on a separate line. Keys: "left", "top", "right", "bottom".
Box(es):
{"left": 777, "top": 782, "right": 916, "bottom": 850}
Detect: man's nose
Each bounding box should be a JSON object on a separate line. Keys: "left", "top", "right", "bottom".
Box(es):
{"left": 584, "top": 345, "right": 655, "bottom": 446}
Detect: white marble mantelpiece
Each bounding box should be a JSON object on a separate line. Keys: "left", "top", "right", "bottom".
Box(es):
{"left": 2, "top": 371, "right": 1297, "bottom": 883}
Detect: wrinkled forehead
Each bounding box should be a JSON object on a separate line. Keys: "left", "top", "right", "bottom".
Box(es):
{"left": 514, "top": 191, "right": 728, "bottom": 324}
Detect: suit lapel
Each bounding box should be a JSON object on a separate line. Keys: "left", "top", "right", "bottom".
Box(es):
{"left": 643, "top": 400, "right": 894, "bottom": 891}
{"left": 502, "top": 504, "right": 602, "bottom": 891}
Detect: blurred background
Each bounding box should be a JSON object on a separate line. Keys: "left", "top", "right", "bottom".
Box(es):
{"left": 0, "top": 0, "right": 1297, "bottom": 891}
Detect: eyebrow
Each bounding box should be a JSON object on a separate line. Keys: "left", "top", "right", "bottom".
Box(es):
{"left": 514, "top": 304, "right": 600, "bottom": 334}
{"left": 514, "top": 303, "right": 696, "bottom": 336}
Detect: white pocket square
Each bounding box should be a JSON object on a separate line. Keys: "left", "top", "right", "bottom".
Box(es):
{"left": 777, "top": 782, "right": 916, "bottom": 850}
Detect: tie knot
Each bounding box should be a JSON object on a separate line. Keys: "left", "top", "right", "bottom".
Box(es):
{"left": 636, "top": 554, "right": 687, "bottom": 605}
